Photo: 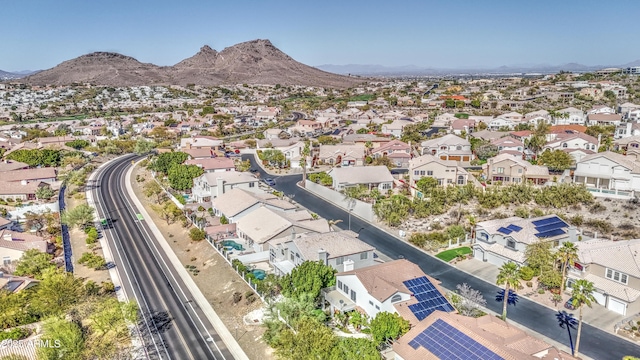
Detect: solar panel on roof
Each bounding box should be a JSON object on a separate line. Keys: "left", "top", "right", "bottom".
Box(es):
{"left": 497, "top": 227, "right": 513, "bottom": 235}
{"left": 506, "top": 224, "right": 522, "bottom": 232}
{"left": 535, "top": 221, "right": 568, "bottom": 233}
{"left": 408, "top": 319, "right": 504, "bottom": 360}
{"left": 403, "top": 277, "right": 455, "bottom": 321}
{"left": 535, "top": 228, "right": 566, "bottom": 238}
{"left": 532, "top": 216, "right": 564, "bottom": 227}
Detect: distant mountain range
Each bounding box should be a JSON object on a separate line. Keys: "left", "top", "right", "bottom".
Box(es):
{"left": 315, "top": 60, "right": 640, "bottom": 76}
{"left": 16, "top": 39, "right": 362, "bottom": 88}
{"left": 0, "top": 70, "right": 40, "bottom": 80}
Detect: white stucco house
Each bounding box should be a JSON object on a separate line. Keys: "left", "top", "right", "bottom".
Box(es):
{"left": 326, "top": 165, "right": 394, "bottom": 192}
{"left": 573, "top": 151, "right": 640, "bottom": 195}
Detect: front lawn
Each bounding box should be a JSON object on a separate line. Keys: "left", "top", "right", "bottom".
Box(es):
{"left": 436, "top": 247, "right": 472, "bottom": 262}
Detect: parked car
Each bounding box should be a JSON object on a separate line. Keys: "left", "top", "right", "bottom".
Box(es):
{"left": 263, "top": 178, "right": 276, "bottom": 186}
{"left": 564, "top": 297, "right": 576, "bottom": 310}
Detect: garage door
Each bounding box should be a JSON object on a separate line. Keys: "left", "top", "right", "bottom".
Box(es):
{"left": 607, "top": 297, "right": 627, "bottom": 315}
{"left": 591, "top": 291, "right": 606, "bottom": 306}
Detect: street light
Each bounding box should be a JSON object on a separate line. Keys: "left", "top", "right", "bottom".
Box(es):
{"left": 347, "top": 199, "right": 356, "bottom": 231}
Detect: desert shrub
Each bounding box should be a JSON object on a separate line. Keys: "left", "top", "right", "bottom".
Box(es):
{"left": 519, "top": 266, "right": 535, "bottom": 281}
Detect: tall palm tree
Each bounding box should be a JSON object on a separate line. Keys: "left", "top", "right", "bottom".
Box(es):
{"left": 300, "top": 141, "right": 310, "bottom": 188}
{"left": 557, "top": 242, "right": 579, "bottom": 291}
{"left": 496, "top": 262, "right": 521, "bottom": 320}
{"left": 571, "top": 279, "right": 596, "bottom": 358}
{"left": 328, "top": 219, "right": 343, "bottom": 232}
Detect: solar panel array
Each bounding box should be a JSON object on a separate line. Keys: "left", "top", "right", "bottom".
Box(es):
{"left": 507, "top": 224, "right": 522, "bottom": 232}
{"left": 404, "top": 277, "right": 455, "bottom": 321}
{"left": 497, "top": 227, "right": 512, "bottom": 235}
{"left": 532, "top": 216, "right": 569, "bottom": 238}
{"left": 408, "top": 318, "right": 504, "bottom": 360}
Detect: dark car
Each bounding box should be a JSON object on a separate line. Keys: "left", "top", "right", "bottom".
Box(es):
{"left": 249, "top": 168, "right": 259, "bottom": 173}
{"left": 564, "top": 297, "right": 576, "bottom": 310}
{"left": 264, "top": 178, "right": 276, "bottom": 186}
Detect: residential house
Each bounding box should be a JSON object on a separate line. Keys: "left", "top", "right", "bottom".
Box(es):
{"left": 0, "top": 274, "right": 39, "bottom": 294}
{"left": 615, "top": 123, "right": 640, "bottom": 140}
{"left": 554, "top": 107, "right": 585, "bottom": 125}
{"left": 0, "top": 160, "right": 29, "bottom": 173}
{"left": 295, "top": 120, "right": 322, "bottom": 134}
{"left": 0, "top": 230, "right": 50, "bottom": 266}
{"left": 524, "top": 109, "right": 551, "bottom": 125}
{"left": 619, "top": 102, "right": 640, "bottom": 119}
{"left": 210, "top": 188, "right": 296, "bottom": 223}
{"left": 263, "top": 128, "right": 286, "bottom": 140}
{"left": 544, "top": 132, "right": 599, "bottom": 153}
{"left": 269, "top": 230, "right": 375, "bottom": 276}
{"left": 488, "top": 117, "right": 516, "bottom": 130}
{"left": 318, "top": 144, "right": 366, "bottom": 166}
{"left": 614, "top": 135, "right": 640, "bottom": 158}
{"left": 473, "top": 215, "right": 575, "bottom": 267}
{"left": 450, "top": 119, "right": 476, "bottom": 135}
{"left": 0, "top": 168, "right": 57, "bottom": 184}
{"left": 185, "top": 157, "right": 235, "bottom": 173}
{"left": 469, "top": 130, "right": 508, "bottom": 142}
{"left": 342, "top": 134, "right": 390, "bottom": 149}
{"left": 573, "top": 151, "right": 640, "bottom": 193}
{"left": 394, "top": 311, "right": 577, "bottom": 360}
{"left": 483, "top": 153, "right": 549, "bottom": 185}
{"left": 191, "top": 172, "right": 260, "bottom": 202}
{"left": 179, "top": 135, "right": 223, "bottom": 151}
{"left": 587, "top": 113, "right": 623, "bottom": 126}
{"left": 326, "top": 165, "right": 394, "bottom": 192}
{"left": 420, "top": 134, "right": 473, "bottom": 162}
{"left": 492, "top": 136, "right": 524, "bottom": 155}
{"left": 568, "top": 239, "right": 640, "bottom": 315}
{"left": 499, "top": 111, "right": 523, "bottom": 122}
{"left": 324, "top": 259, "right": 453, "bottom": 322}
{"left": 0, "top": 181, "right": 48, "bottom": 201}
{"left": 371, "top": 139, "right": 412, "bottom": 168}
{"left": 381, "top": 119, "right": 413, "bottom": 138}
{"left": 409, "top": 155, "right": 471, "bottom": 192}
{"left": 235, "top": 207, "right": 329, "bottom": 252}
{"left": 588, "top": 105, "right": 616, "bottom": 115}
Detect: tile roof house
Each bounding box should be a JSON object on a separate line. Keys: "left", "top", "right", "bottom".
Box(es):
{"left": 587, "top": 113, "right": 623, "bottom": 126}
{"left": 394, "top": 311, "right": 577, "bottom": 360}
{"left": 318, "top": 144, "right": 366, "bottom": 167}
{"left": 0, "top": 160, "right": 29, "bottom": 172}
{"left": 269, "top": 230, "right": 375, "bottom": 276}
{"left": 0, "top": 168, "right": 57, "bottom": 184}
{"left": 492, "top": 136, "right": 524, "bottom": 155}
{"left": 483, "top": 153, "right": 549, "bottom": 185}
{"left": 469, "top": 130, "right": 508, "bottom": 141}
{"left": 0, "top": 230, "right": 50, "bottom": 265}
{"left": 0, "top": 181, "right": 48, "bottom": 201}
{"left": 450, "top": 119, "right": 476, "bottom": 135}
{"left": 326, "top": 165, "right": 394, "bottom": 192}
{"left": 342, "top": 134, "right": 390, "bottom": 149}
{"left": 210, "top": 188, "right": 296, "bottom": 223}
{"left": 179, "top": 135, "right": 224, "bottom": 150}
{"left": 184, "top": 157, "right": 235, "bottom": 173}
{"left": 191, "top": 172, "right": 260, "bottom": 202}
{"left": 573, "top": 151, "right": 640, "bottom": 196}
{"left": 473, "top": 215, "right": 575, "bottom": 267}
{"left": 544, "top": 132, "right": 599, "bottom": 153}
{"left": 568, "top": 239, "right": 640, "bottom": 315}
{"left": 381, "top": 119, "right": 413, "bottom": 138}
{"left": 324, "top": 259, "right": 454, "bottom": 323}
{"left": 615, "top": 122, "right": 640, "bottom": 140}
{"left": 420, "top": 134, "right": 474, "bottom": 162}
{"left": 554, "top": 107, "right": 586, "bottom": 125}
{"left": 409, "top": 155, "right": 471, "bottom": 192}
{"left": 0, "top": 274, "right": 39, "bottom": 294}
{"left": 371, "top": 139, "right": 412, "bottom": 168}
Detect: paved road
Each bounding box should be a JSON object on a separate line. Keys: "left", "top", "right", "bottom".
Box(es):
{"left": 243, "top": 155, "right": 640, "bottom": 360}
{"left": 93, "top": 155, "right": 232, "bottom": 360}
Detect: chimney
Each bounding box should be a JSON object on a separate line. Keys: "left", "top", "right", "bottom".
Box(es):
{"left": 216, "top": 178, "right": 225, "bottom": 195}
{"left": 568, "top": 226, "right": 577, "bottom": 243}
{"left": 21, "top": 180, "right": 27, "bottom": 186}
{"left": 597, "top": 133, "right": 602, "bottom": 148}
{"left": 343, "top": 259, "right": 355, "bottom": 271}
{"left": 318, "top": 248, "right": 328, "bottom": 266}
{"left": 3, "top": 233, "right": 12, "bottom": 241}
{"left": 0, "top": 272, "right": 3, "bottom": 278}
{"left": 290, "top": 227, "right": 296, "bottom": 240}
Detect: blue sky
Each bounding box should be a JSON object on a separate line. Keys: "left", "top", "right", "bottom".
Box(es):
{"left": 3, "top": 0, "right": 639, "bottom": 71}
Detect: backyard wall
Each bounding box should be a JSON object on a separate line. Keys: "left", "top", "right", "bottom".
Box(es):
{"left": 304, "top": 180, "right": 374, "bottom": 222}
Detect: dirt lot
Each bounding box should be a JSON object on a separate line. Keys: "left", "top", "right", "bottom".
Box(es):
{"left": 130, "top": 165, "right": 273, "bottom": 360}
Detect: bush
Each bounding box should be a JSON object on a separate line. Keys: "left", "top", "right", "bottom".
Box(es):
{"left": 526, "top": 281, "right": 533, "bottom": 288}
{"left": 519, "top": 266, "right": 535, "bottom": 281}
{"left": 78, "top": 252, "right": 107, "bottom": 270}
{"left": 0, "top": 327, "right": 31, "bottom": 341}
{"left": 514, "top": 207, "right": 529, "bottom": 218}
{"left": 188, "top": 227, "right": 206, "bottom": 241}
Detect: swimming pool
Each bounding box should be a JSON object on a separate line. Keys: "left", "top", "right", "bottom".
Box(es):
{"left": 251, "top": 269, "right": 266, "bottom": 280}
{"left": 222, "top": 240, "right": 244, "bottom": 251}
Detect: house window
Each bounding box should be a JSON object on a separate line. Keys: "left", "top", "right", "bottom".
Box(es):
{"left": 381, "top": 183, "right": 391, "bottom": 190}
{"left": 497, "top": 167, "right": 504, "bottom": 174}
{"left": 390, "top": 294, "right": 402, "bottom": 303}
{"left": 506, "top": 239, "right": 516, "bottom": 249}
{"left": 447, "top": 179, "right": 453, "bottom": 184}
{"left": 2, "top": 256, "right": 9, "bottom": 266}
{"left": 562, "top": 143, "right": 568, "bottom": 148}
{"left": 420, "top": 170, "right": 426, "bottom": 175}
{"left": 457, "top": 175, "right": 465, "bottom": 185}
{"left": 337, "top": 280, "right": 343, "bottom": 291}
{"left": 249, "top": 182, "right": 255, "bottom": 188}
{"left": 414, "top": 170, "right": 419, "bottom": 176}
{"left": 350, "top": 290, "right": 356, "bottom": 301}
{"left": 375, "top": 305, "right": 380, "bottom": 310}
{"left": 518, "top": 168, "right": 523, "bottom": 174}
{"left": 456, "top": 145, "right": 462, "bottom": 150}
{"left": 360, "top": 252, "right": 368, "bottom": 260}
{"left": 606, "top": 268, "right": 629, "bottom": 284}
{"left": 427, "top": 170, "right": 433, "bottom": 176}
{"left": 369, "top": 300, "right": 374, "bottom": 306}
{"left": 343, "top": 284, "right": 350, "bottom": 294}
{"left": 336, "top": 256, "right": 344, "bottom": 265}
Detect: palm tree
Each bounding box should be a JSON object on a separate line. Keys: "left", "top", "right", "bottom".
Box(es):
{"left": 466, "top": 215, "right": 477, "bottom": 242}
{"left": 328, "top": 219, "right": 343, "bottom": 232}
{"left": 557, "top": 242, "right": 578, "bottom": 291}
{"left": 496, "top": 262, "right": 521, "bottom": 320}
{"left": 300, "top": 141, "right": 310, "bottom": 188}
{"left": 571, "top": 279, "right": 596, "bottom": 358}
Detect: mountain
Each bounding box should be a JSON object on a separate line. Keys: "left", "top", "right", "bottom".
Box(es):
{"left": 21, "top": 40, "right": 362, "bottom": 88}
{"left": 0, "top": 69, "right": 39, "bottom": 80}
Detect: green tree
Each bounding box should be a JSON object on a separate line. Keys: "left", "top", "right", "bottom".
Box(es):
{"left": 275, "top": 317, "right": 337, "bottom": 360}
{"left": 134, "top": 138, "right": 157, "bottom": 154}
{"left": 13, "top": 249, "right": 55, "bottom": 279}
{"left": 525, "top": 240, "right": 554, "bottom": 276}
{"left": 373, "top": 195, "right": 411, "bottom": 227}
{"left": 537, "top": 150, "right": 574, "bottom": 171}
{"left": 37, "top": 317, "right": 85, "bottom": 360}
{"left": 65, "top": 140, "right": 90, "bottom": 150}
{"left": 152, "top": 200, "right": 182, "bottom": 225}
{"left": 78, "top": 252, "right": 107, "bottom": 270}
{"left": 61, "top": 204, "right": 95, "bottom": 230}
{"left": 571, "top": 280, "right": 596, "bottom": 358}
{"left": 496, "top": 262, "right": 521, "bottom": 320}
{"left": 32, "top": 268, "right": 84, "bottom": 317}
{"left": 557, "top": 242, "right": 578, "bottom": 291}
{"left": 143, "top": 180, "right": 164, "bottom": 203}
{"left": 167, "top": 164, "right": 204, "bottom": 191}
{"left": 369, "top": 311, "right": 410, "bottom": 346}
{"left": 279, "top": 261, "right": 336, "bottom": 302}
{"left": 220, "top": 214, "right": 229, "bottom": 224}
{"left": 317, "top": 135, "right": 340, "bottom": 145}
{"left": 35, "top": 186, "right": 55, "bottom": 200}
{"left": 149, "top": 151, "right": 188, "bottom": 174}
{"left": 300, "top": 141, "right": 311, "bottom": 188}
{"left": 235, "top": 159, "right": 251, "bottom": 172}
{"left": 329, "top": 338, "right": 381, "bottom": 360}
{"left": 415, "top": 177, "right": 438, "bottom": 196}
{"left": 524, "top": 135, "right": 547, "bottom": 156}
{"left": 189, "top": 227, "right": 206, "bottom": 241}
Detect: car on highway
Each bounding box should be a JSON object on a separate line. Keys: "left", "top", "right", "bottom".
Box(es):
{"left": 263, "top": 178, "right": 276, "bottom": 186}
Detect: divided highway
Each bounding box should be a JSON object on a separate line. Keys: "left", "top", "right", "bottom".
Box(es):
{"left": 91, "top": 155, "right": 233, "bottom": 360}
{"left": 243, "top": 154, "right": 640, "bottom": 360}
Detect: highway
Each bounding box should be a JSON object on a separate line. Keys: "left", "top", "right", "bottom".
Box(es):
{"left": 243, "top": 154, "right": 640, "bottom": 360}
{"left": 92, "top": 155, "right": 233, "bottom": 360}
